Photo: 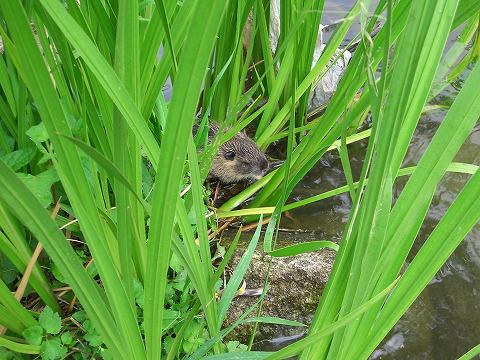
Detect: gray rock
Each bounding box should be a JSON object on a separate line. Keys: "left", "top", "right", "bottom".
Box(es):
{"left": 223, "top": 230, "right": 336, "bottom": 344}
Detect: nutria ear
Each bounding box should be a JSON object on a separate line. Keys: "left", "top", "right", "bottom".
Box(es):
{"left": 236, "top": 130, "right": 248, "bottom": 139}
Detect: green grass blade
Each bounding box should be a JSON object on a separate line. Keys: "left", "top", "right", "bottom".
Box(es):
{"left": 458, "top": 343, "right": 480, "bottom": 360}
{"left": 345, "top": 61, "right": 480, "bottom": 357}
{"left": 217, "top": 216, "right": 263, "bottom": 327}
{"left": 241, "top": 317, "right": 306, "bottom": 327}
{"left": 0, "top": 204, "right": 59, "bottom": 312}
{"left": 154, "top": 0, "right": 178, "bottom": 76}
{"left": 0, "top": 279, "right": 37, "bottom": 330}
{"left": 204, "top": 353, "right": 271, "bottom": 360}
{"left": 0, "top": 337, "right": 40, "bottom": 355}
{"left": 143, "top": 1, "right": 229, "bottom": 357}
{"left": 452, "top": 0, "right": 480, "bottom": 29}
{"left": 61, "top": 135, "right": 150, "bottom": 213}
{"left": 269, "top": 241, "right": 339, "bottom": 257}
{"left": 0, "top": 303, "right": 26, "bottom": 335}
{"left": 113, "top": 0, "right": 141, "bottom": 304}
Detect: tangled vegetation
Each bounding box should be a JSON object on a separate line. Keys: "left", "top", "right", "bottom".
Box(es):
{"left": 0, "top": 0, "right": 479, "bottom": 359}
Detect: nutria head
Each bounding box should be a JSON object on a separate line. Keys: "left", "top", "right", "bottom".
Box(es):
{"left": 194, "top": 122, "right": 269, "bottom": 184}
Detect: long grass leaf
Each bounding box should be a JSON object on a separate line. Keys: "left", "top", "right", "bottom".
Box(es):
{"left": 143, "top": 1, "right": 229, "bottom": 357}
{"left": 217, "top": 216, "right": 263, "bottom": 327}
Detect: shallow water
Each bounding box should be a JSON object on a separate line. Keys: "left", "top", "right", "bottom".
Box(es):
{"left": 271, "top": 1, "right": 480, "bottom": 359}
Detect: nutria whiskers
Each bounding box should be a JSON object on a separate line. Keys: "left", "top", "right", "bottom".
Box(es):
{"left": 193, "top": 123, "right": 269, "bottom": 184}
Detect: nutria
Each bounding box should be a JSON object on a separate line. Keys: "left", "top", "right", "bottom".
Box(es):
{"left": 193, "top": 123, "right": 269, "bottom": 184}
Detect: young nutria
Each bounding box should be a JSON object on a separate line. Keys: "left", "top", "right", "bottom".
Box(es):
{"left": 193, "top": 123, "right": 269, "bottom": 184}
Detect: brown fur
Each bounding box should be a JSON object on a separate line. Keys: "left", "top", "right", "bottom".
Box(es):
{"left": 193, "top": 123, "right": 269, "bottom": 184}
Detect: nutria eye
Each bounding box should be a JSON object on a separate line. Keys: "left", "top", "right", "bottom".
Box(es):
{"left": 224, "top": 150, "right": 235, "bottom": 160}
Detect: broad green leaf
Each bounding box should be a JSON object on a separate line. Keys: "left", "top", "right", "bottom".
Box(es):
{"left": 26, "top": 123, "right": 49, "bottom": 143}
{"left": 40, "top": 337, "right": 67, "bottom": 360}
{"left": 0, "top": 147, "right": 36, "bottom": 171}
{"left": 22, "top": 325, "right": 44, "bottom": 346}
{"left": 60, "top": 332, "right": 74, "bottom": 346}
{"left": 38, "top": 306, "right": 61, "bottom": 335}
{"left": 16, "top": 169, "right": 58, "bottom": 208}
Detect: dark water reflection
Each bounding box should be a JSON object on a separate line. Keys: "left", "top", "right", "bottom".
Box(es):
{"left": 273, "top": 1, "right": 480, "bottom": 359}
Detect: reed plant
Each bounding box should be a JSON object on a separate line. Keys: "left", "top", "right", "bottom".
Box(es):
{"left": 0, "top": 0, "right": 479, "bottom": 359}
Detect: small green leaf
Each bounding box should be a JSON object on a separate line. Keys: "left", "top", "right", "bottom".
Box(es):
{"left": 75, "top": 250, "right": 87, "bottom": 262}
{"left": 162, "top": 309, "right": 179, "bottom": 330}
{"left": 60, "top": 331, "right": 73, "bottom": 346}
{"left": 83, "top": 320, "right": 104, "bottom": 347}
{"left": 39, "top": 306, "right": 62, "bottom": 335}
{"left": 0, "top": 347, "right": 24, "bottom": 360}
{"left": 22, "top": 325, "right": 44, "bottom": 346}
{"left": 82, "top": 319, "right": 94, "bottom": 332}
{"left": 26, "top": 122, "right": 49, "bottom": 143}
{"left": 133, "top": 279, "right": 144, "bottom": 309}
{"left": 0, "top": 147, "right": 37, "bottom": 171}
{"left": 169, "top": 252, "right": 183, "bottom": 273}
{"left": 84, "top": 331, "right": 104, "bottom": 347}
{"left": 163, "top": 335, "right": 174, "bottom": 354}
{"left": 226, "top": 341, "right": 247, "bottom": 353}
{"left": 183, "top": 337, "right": 205, "bottom": 354}
{"left": 40, "top": 337, "right": 67, "bottom": 360}
{"left": 16, "top": 169, "right": 59, "bottom": 208}
{"left": 50, "top": 262, "right": 66, "bottom": 283}
{"left": 0, "top": 253, "right": 18, "bottom": 284}
{"left": 71, "top": 310, "right": 87, "bottom": 323}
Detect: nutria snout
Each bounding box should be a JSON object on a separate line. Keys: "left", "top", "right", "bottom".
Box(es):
{"left": 193, "top": 123, "right": 269, "bottom": 184}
